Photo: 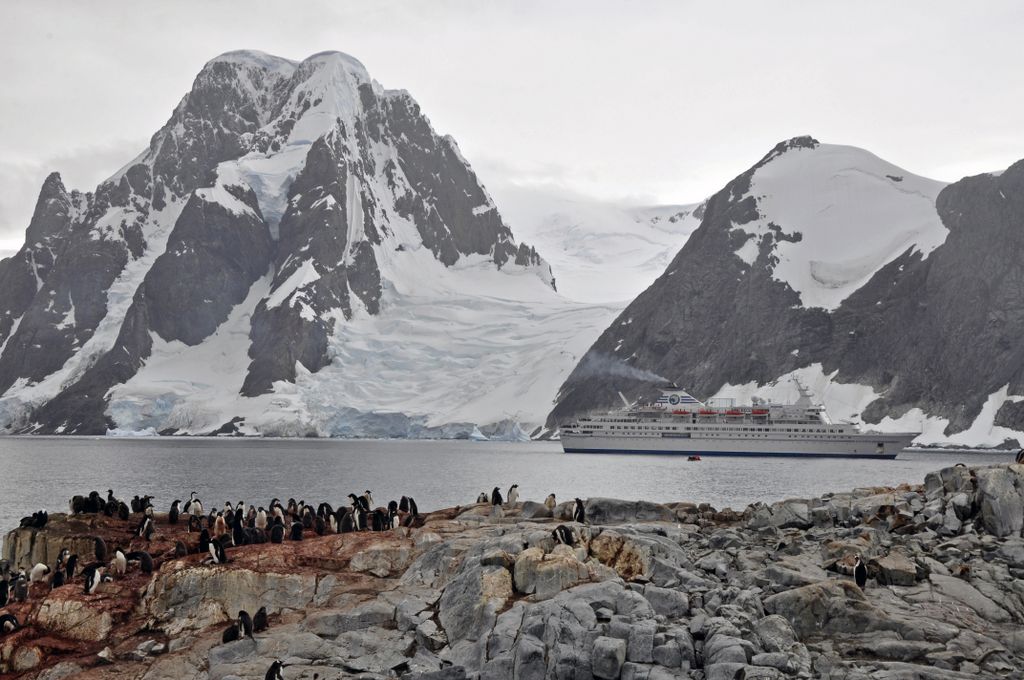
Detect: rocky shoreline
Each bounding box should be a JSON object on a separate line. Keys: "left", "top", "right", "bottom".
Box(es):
{"left": 3, "top": 464, "right": 1024, "bottom": 679}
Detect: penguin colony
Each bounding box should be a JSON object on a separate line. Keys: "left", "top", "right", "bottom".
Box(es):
{"left": 1, "top": 486, "right": 423, "bottom": 648}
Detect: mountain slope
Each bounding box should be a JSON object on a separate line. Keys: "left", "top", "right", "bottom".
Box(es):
{"left": 491, "top": 185, "right": 704, "bottom": 303}
{"left": 0, "top": 50, "right": 610, "bottom": 437}
{"left": 550, "top": 137, "right": 1024, "bottom": 448}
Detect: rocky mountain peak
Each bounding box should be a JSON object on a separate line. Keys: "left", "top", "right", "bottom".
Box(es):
{"left": 0, "top": 49, "right": 560, "bottom": 436}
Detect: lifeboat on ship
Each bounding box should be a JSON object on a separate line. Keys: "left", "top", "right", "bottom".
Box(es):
{"left": 752, "top": 408, "right": 769, "bottom": 415}
{"left": 698, "top": 409, "right": 717, "bottom": 415}
{"left": 725, "top": 410, "right": 743, "bottom": 416}
{"left": 672, "top": 410, "right": 690, "bottom": 415}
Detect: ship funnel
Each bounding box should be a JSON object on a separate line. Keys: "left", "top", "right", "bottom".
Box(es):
{"left": 653, "top": 388, "right": 704, "bottom": 410}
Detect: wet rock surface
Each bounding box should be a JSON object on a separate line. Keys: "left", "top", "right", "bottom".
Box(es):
{"left": 4, "top": 464, "right": 1024, "bottom": 678}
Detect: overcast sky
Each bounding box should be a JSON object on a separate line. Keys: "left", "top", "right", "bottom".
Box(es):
{"left": 1, "top": 1, "right": 1022, "bottom": 251}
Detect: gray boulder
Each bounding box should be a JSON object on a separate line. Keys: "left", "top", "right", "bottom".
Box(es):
{"left": 592, "top": 636, "right": 627, "bottom": 680}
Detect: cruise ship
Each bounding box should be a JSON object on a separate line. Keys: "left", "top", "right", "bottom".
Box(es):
{"left": 560, "top": 384, "right": 917, "bottom": 459}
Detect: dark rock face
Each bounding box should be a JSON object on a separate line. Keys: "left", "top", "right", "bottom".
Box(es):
{"left": 145, "top": 189, "right": 273, "bottom": 345}
{"left": 550, "top": 140, "right": 1024, "bottom": 440}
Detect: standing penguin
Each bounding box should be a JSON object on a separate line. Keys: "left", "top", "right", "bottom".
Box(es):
{"left": 83, "top": 566, "right": 103, "bottom": 595}
{"left": 94, "top": 536, "right": 108, "bottom": 564}
{"left": 65, "top": 554, "right": 78, "bottom": 581}
{"left": 113, "top": 550, "right": 127, "bottom": 576}
{"left": 491, "top": 487, "right": 503, "bottom": 506}
{"left": 362, "top": 490, "right": 374, "bottom": 510}
{"left": 238, "top": 610, "right": 254, "bottom": 639}
{"left": 854, "top": 555, "right": 868, "bottom": 589}
{"left": 174, "top": 541, "right": 188, "bottom": 558}
{"left": 265, "top": 660, "right": 285, "bottom": 680}
{"left": 290, "top": 521, "right": 304, "bottom": 541}
{"left": 572, "top": 498, "right": 586, "bottom": 523}
{"left": 507, "top": 484, "right": 519, "bottom": 506}
{"left": 199, "top": 528, "right": 211, "bottom": 554}
{"left": 169, "top": 500, "right": 181, "bottom": 525}
{"left": 13, "top": 574, "right": 28, "bottom": 602}
{"left": 270, "top": 522, "right": 285, "bottom": 544}
{"left": 209, "top": 541, "right": 228, "bottom": 565}
{"left": 29, "top": 563, "right": 51, "bottom": 582}
{"left": 477, "top": 492, "right": 488, "bottom": 504}
{"left": 253, "top": 605, "right": 269, "bottom": 633}
{"left": 255, "top": 508, "right": 268, "bottom": 530}
{"left": 50, "top": 569, "right": 65, "bottom": 589}
{"left": 137, "top": 516, "right": 154, "bottom": 541}
{"left": 544, "top": 494, "right": 557, "bottom": 511}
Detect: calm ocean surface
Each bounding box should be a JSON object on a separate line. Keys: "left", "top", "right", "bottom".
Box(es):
{"left": 0, "top": 437, "right": 1012, "bottom": 532}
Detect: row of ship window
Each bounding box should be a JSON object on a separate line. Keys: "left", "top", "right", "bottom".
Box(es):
{"left": 599, "top": 425, "right": 844, "bottom": 433}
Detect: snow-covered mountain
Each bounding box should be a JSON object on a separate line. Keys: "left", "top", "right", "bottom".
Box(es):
{"left": 0, "top": 50, "right": 622, "bottom": 437}
{"left": 551, "top": 137, "right": 1024, "bottom": 448}
{"left": 490, "top": 185, "right": 704, "bottom": 303}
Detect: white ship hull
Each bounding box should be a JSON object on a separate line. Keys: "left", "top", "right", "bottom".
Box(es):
{"left": 560, "top": 432, "right": 914, "bottom": 459}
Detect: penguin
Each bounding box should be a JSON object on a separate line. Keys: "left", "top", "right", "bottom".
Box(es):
{"left": 477, "top": 492, "right": 488, "bottom": 504}
{"left": 854, "top": 554, "right": 868, "bottom": 589}
{"left": 301, "top": 507, "right": 315, "bottom": 529}
{"left": 0, "top": 614, "right": 19, "bottom": 635}
{"left": 370, "top": 509, "right": 387, "bottom": 532}
{"left": 56, "top": 548, "right": 70, "bottom": 569}
{"left": 290, "top": 521, "right": 304, "bottom": 541}
{"left": 29, "top": 562, "right": 51, "bottom": 582}
{"left": 362, "top": 490, "right": 374, "bottom": 510}
{"left": 209, "top": 540, "right": 228, "bottom": 565}
{"left": 83, "top": 565, "right": 103, "bottom": 595}
{"left": 169, "top": 500, "right": 181, "bottom": 525}
{"left": 553, "top": 525, "right": 575, "bottom": 546}
{"left": 127, "top": 551, "right": 154, "bottom": 574}
{"left": 131, "top": 496, "right": 142, "bottom": 513}
{"left": 118, "top": 501, "right": 130, "bottom": 521}
{"left": 232, "top": 521, "right": 246, "bottom": 547}
{"left": 406, "top": 497, "right": 419, "bottom": 517}
{"left": 222, "top": 620, "right": 241, "bottom": 644}
{"left": 387, "top": 501, "right": 400, "bottom": 529}
{"left": 314, "top": 516, "right": 326, "bottom": 536}
{"left": 214, "top": 514, "right": 228, "bottom": 537}
{"left": 491, "top": 487, "right": 503, "bottom": 506}
{"left": 253, "top": 605, "right": 269, "bottom": 632}
{"left": 183, "top": 492, "right": 202, "bottom": 517}
{"left": 572, "top": 498, "right": 586, "bottom": 524}
{"left": 199, "top": 528, "right": 211, "bottom": 554}
{"left": 507, "top": 484, "right": 519, "bottom": 506}
{"left": 137, "top": 516, "right": 154, "bottom": 541}
{"left": 113, "top": 550, "right": 127, "bottom": 575}
{"left": 174, "top": 540, "right": 188, "bottom": 558}
{"left": 544, "top": 494, "right": 557, "bottom": 511}
{"left": 51, "top": 569, "right": 65, "bottom": 589}
{"left": 107, "top": 489, "right": 117, "bottom": 506}
{"left": 238, "top": 609, "right": 254, "bottom": 639}
{"left": 187, "top": 514, "right": 203, "bottom": 533}
{"left": 13, "top": 574, "right": 28, "bottom": 602}
{"left": 65, "top": 554, "right": 78, "bottom": 581}
{"left": 95, "top": 536, "right": 108, "bottom": 563}
{"left": 270, "top": 523, "right": 285, "bottom": 544}
{"left": 255, "top": 508, "right": 268, "bottom": 530}
{"left": 70, "top": 495, "right": 86, "bottom": 514}
{"left": 338, "top": 508, "right": 355, "bottom": 533}
{"left": 265, "top": 660, "right": 285, "bottom": 680}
